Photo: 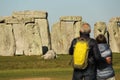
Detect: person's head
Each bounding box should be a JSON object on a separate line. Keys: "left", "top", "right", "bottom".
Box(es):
{"left": 80, "top": 23, "right": 91, "bottom": 34}
{"left": 96, "top": 34, "right": 107, "bottom": 44}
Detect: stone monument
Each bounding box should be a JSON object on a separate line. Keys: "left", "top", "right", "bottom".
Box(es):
{"left": 0, "top": 10, "right": 51, "bottom": 56}
{"left": 51, "top": 16, "right": 83, "bottom": 54}
{"left": 108, "top": 17, "right": 120, "bottom": 53}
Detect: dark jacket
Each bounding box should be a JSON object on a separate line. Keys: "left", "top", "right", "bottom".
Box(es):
{"left": 69, "top": 33, "right": 102, "bottom": 74}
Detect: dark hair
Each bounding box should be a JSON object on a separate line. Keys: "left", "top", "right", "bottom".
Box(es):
{"left": 96, "top": 34, "right": 107, "bottom": 43}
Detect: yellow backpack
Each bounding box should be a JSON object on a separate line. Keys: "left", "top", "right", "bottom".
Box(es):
{"left": 73, "top": 38, "right": 90, "bottom": 69}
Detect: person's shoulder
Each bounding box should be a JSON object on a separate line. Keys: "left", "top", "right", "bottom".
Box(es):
{"left": 71, "top": 37, "right": 79, "bottom": 43}
{"left": 88, "top": 38, "right": 98, "bottom": 47}
{"left": 73, "top": 37, "right": 80, "bottom": 41}
{"left": 89, "top": 38, "right": 96, "bottom": 43}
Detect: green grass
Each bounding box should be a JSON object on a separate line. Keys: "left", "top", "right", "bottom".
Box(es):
{"left": 0, "top": 55, "right": 71, "bottom": 70}
{"left": 0, "top": 54, "right": 120, "bottom": 80}
{"left": 0, "top": 54, "right": 72, "bottom": 80}
{"left": 0, "top": 68, "right": 72, "bottom": 80}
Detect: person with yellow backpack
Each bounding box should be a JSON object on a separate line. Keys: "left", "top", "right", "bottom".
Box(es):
{"left": 69, "top": 23, "right": 104, "bottom": 80}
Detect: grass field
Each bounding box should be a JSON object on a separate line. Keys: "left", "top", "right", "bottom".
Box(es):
{"left": 0, "top": 53, "right": 120, "bottom": 80}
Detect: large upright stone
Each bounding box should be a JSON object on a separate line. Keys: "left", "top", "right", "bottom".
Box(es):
{"left": 0, "top": 10, "right": 50, "bottom": 56}
{"left": 35, "top": 19, "right": 51, "bottom": 54}
{"left": 0, "top": 24, "right": 15, "bottom": 56}
{"left": 51, "top": 16, "right": 82, "bottom": 54}
{"left": 13, "top": 23, "right": 25, "bottom": 55}
{"left": 74, "top": 21, "right": 83, "bottom": 38}
{"left": 12, "top": 10, "right": 50, "bottom": 55}
{"left": 94, "top": 22, "right": 107, "bottom": 38}
{"left": 108, "top": 17, "right": 120, "bottom": 53}
{"left": 51, "top": 22, "right": 62, "bottom": 54}
{"left": 24, "top": 23, "right": 42, "bottom": 55}
{"left": 60, "top": 21, "right": 75, "bottom": 54}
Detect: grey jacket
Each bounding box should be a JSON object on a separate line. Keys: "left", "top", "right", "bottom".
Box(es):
{"left": 97, "top": 43, "right": 115, "bottom": 79}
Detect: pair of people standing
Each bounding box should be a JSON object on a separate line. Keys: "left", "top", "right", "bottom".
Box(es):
{"left": 69, "top": 23, "right": 115, "bottom": 80}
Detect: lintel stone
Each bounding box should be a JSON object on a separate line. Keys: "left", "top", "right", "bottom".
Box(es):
{"left": 60, "top": 16, "right": 82, "bottom": 21}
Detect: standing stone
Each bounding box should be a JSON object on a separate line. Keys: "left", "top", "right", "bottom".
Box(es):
{"left": 12, "top": 10, "right": 50, "bottom": 55}
{"left": 74, "top": 21, "right": 83, "bottom": 38}
{"left": 0, "top": 24, "right": 15, "bottom": 56}
{"left": 51, "top": 22, "right": 63, "bottom": 54}
{"left": 51, "top": 16, "right": 82, "bottom": 54}
{"left": 13, "top": 23, "right": 25, "bottom": 55}
{"left": 24, "top": 23, "right": 42, "bottom": 55}
{"left": 108, "top": 17, "right": 120, "bottom": 53}
{"left": 35, "top": 19, "right": 51, "bottom": 54}
{"left": 60, "top": 21, "right": 75, "bottom": 54}
{"left": 94, "top": 22, "right": 107, "bottom": 38}
{"left": 0, "top": 10, "right": 50, "bottom": 56}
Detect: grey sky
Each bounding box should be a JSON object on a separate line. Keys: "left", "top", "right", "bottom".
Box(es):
{"left": 0, "top": 0, "right": 120, "bottom": 37}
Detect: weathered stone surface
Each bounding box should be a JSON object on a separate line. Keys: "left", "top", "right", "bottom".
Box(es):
{"left": 94, "top": 22, "right": 107, "bottom": 38}
{"left": 60, "top": 21, "right": 76, "bottom": 54}
{"left": 74, "top": 21, "right": 83, "bottom": 38}
{"left": 24, "top": 23, "right": 42, "bottom": 55}
{"left": 0, "top": 24, "right": 15, "bottom": 56}
{"left": 12, "top": 10, "right": 47, "bottom": 19}
{"left": 35, "top": 19, "right": 51, "bottom": 54}
{"left": 108, "top": 17, "right": 120, "bottom": 53}
{"left": 5, "top": 16, "right": 19, "bottom": 24}
{"left": 60, "top": 16, "right": 82, "bottom": 21}
{"left": 13, "top": 21, "right": 43, "bottom": 56}
{"left": 51, "top": 22, "right": 62, "bottom": 54}
{"left": 1, "top": 10, "right": 119, "bottom": 56}
{"left": 51, "top": 16, "right": 82, "bottom": 54}
{"left": 0, "top": 17, "right": 5, "bottom": 23}
{"left": 41, "top": 50, "right": 57, "bottom": 60}
{"left": 23, "top": 17, "right": 35, "bottom": 23}
{"left": 13, "top": 23, "right": 25, "bottom": 55}
{"left": 0, "top": 10, "right": 50, "bottom": 56}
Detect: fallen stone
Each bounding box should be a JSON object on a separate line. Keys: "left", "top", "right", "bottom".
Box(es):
{"left": 41, "top": 50, "right": 57, "bottom": 60}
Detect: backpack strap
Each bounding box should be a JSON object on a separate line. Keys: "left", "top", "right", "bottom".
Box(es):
{"left": 77, "top": 37, "right": 87, "bottom": 42}
{"left": 75, "top": 37, "right": 91, "bottom": 49}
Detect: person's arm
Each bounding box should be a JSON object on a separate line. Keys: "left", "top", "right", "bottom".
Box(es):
{"left": 105, "top": 48, "right": 112, "bottom": 64}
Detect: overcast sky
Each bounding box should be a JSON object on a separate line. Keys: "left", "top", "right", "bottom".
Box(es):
{"left": 0, "top": 0, "right": 120, "bottom": 37}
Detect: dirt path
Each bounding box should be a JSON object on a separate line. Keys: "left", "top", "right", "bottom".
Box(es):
{"left": 12, "top": 77, "right": 51, "bottom": 80}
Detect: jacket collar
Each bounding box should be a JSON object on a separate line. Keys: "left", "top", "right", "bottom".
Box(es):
{"left": 80, "top": 32, "right": 90, "bottom": 38}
